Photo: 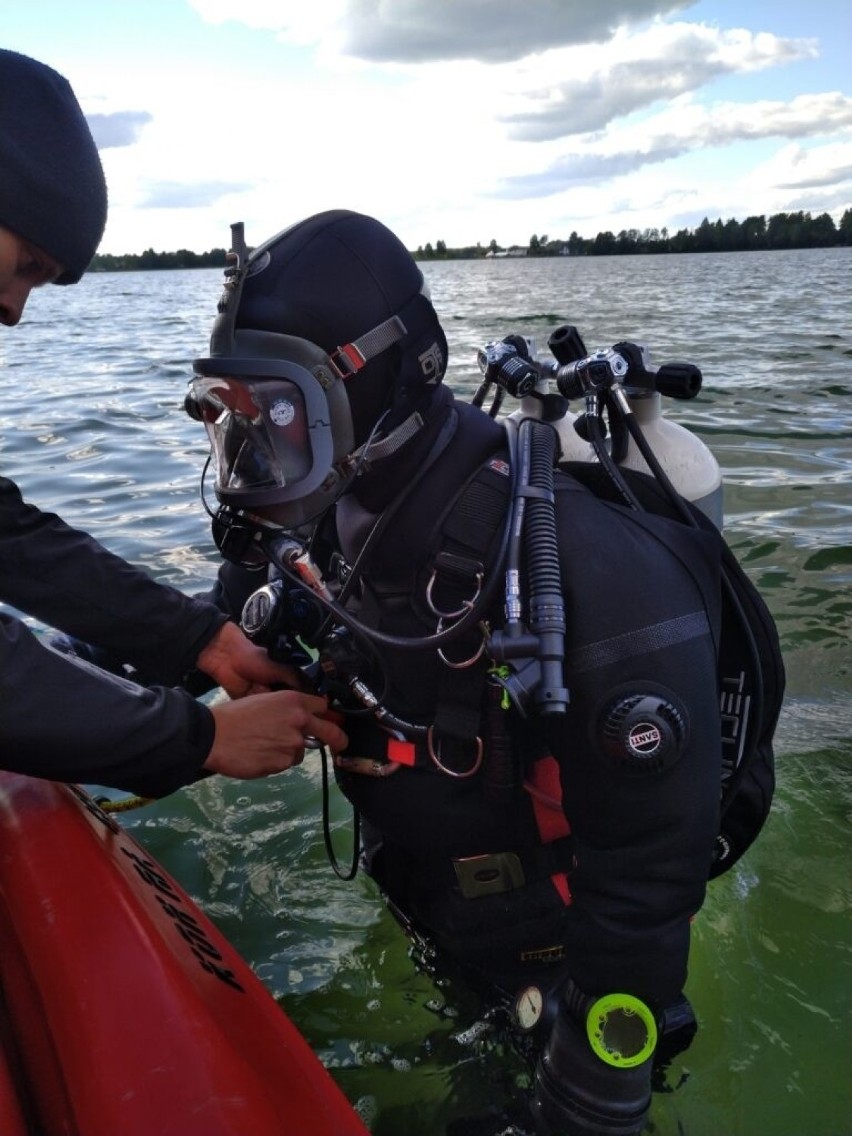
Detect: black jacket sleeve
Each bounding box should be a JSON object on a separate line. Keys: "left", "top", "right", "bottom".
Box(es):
{"left": 0, "top": 614, "right": 213, "bottom": 796}
{"left": 0, "top": 476, "right": 226, "bottom": 684}
{"left": 0, "top": 476, "right": 226, "bottom": 794}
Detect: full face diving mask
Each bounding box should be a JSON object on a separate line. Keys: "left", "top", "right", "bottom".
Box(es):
{"left": 188, "top": 222, "right": 407, "bottom": 532}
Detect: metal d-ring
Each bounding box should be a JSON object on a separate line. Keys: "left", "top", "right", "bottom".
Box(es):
{"left": 435, "top": 615, "right": 486, "bottom": 669}
{"left": 425, "top": 567, "right": 483, "bottom": 619}
{"left": 427, "top": 726, "right": 484, "bottom": 778}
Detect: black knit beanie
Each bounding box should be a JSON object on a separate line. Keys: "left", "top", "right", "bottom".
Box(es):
{"left": 0, "top": 49, "right": 107, "bottom": 284}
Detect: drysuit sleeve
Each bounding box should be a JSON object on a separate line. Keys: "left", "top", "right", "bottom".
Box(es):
{"left": 0, "top": 476, "right": 226, "bottom": 684}
{"left": 548, "top": 478, "right": 723, "bottom": 1011}
{"left": 0, "top": 614, "right": 213, "bottom": 796}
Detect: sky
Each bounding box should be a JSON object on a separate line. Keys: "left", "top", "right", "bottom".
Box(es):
{"left": 4, "top": 0, "right": 851, "bottom": 255}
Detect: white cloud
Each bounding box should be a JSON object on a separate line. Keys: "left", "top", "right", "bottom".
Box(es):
{"left": 749, "top": 141, "right": 852, "bottom": 194}
{"left": 186, "top": 0, "right": 347, "bottom": 41}
{"left": 496, "top": 93, "right": 852, "bottom": 198}
{"left": 140, "top": 181, "right": 253, "bottom": 209}
{"left": 500, "top": 23, "right": 819, "bottom": 139}
{"left": 188, "top": 0, "right": 695, "bottom": 62}
{"left": 86, "top": 111, "right": 152, "bottom": 149}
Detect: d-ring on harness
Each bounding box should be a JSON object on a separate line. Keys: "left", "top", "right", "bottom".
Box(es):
{"left": 425, "top": 559, "right": 484, "bottom": 620}
{"left": 427, "top": 725, "right": 484, "bottom": 779}
{"left": 427, "top": 556, "right": 487, "bottom": 671}
{"left": 422, "top": 460, "right": 512, "bottom": 777}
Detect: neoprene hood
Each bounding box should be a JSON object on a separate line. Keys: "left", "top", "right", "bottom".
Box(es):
{"left": 227, "top": 209, "right": 448, "bottom": 445}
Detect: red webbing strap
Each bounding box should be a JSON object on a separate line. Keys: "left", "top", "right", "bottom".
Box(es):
{"left": 526, "top": 755, "right": 572, "bottom": 905}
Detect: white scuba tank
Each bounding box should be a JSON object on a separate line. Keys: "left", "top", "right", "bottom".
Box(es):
{"left": 507, "top": 387, "right": 592, "bottom": 462}
{"left": 615, "top": 388, "right": 723, "bottom": 529}
{"left": 507, "top": 380, "right": 724, "bottom": 530}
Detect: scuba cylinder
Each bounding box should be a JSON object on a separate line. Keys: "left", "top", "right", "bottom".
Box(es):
{"left": 481, "top": 326, "right": 724, "bottom": 528}
{"left": 614, "top": 384, "right": 723, "bottom": 528}
{"left": 547, "top": 326, "right": 723, "bottom": 528}
{"left": 509, "top": 382, "right": 722, "bottom": 527}
{"left": 506, "top": 377, "right": 591, "bottom": 466}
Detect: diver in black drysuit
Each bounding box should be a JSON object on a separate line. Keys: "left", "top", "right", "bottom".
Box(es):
{"left": 178, "top": 209, "right": 735, "bottom": 1136}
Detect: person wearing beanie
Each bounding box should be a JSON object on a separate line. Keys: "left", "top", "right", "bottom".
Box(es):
{"left": 0, "top": 49, "right": 347, "bottom": 795}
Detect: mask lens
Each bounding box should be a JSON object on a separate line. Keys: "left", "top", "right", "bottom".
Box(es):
{"left": 191, "top": 376, "right": 312, "bottom": 493}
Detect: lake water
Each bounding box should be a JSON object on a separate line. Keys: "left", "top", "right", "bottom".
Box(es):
{"left": 2, "top": 247, "right": 850, "bottom": 1135}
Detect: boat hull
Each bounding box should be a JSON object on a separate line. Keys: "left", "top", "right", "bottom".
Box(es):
{"left": 0, "top": 771, "right": 368, "bottom": 1135}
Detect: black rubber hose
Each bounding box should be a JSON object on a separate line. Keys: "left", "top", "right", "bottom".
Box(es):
{"left": 520, "top": 418, "right": 569, "bottom": 714}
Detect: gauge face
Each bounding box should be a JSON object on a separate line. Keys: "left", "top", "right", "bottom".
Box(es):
{"left": 514, "top": 985, "right": 544, "bottom": 1031}
{"left": 269, "top": 398, "right": 296, "bottom": 427}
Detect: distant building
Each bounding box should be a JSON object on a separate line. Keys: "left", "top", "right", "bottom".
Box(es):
{"left": 485, "top": 246, "right": 528, "bottom": 258}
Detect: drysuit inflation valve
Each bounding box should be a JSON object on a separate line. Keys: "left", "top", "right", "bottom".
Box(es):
{"left": 601, "top": 690, "right": 687, "bottom": 775}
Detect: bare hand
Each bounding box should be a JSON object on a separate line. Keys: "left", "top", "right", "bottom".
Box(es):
{"left": 202, "top": 690, "right": 348, "bottom": 780}
{"left": 196, "top": 620, "right": 305, "bottom": 697}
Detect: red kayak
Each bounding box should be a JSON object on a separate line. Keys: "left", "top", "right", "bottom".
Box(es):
{"left": 0, "top": 771, "right": 369, "bottom": 1135}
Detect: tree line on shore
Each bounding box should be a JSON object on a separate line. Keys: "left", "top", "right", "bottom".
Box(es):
{"left": 416, "top": 208, "right": 852, "bottom": 260}
{"left": 89, "top": 208, "right": 851, "bottom": 272}
{"left": 90, "top": 246, "right": 229, "bottom": 272}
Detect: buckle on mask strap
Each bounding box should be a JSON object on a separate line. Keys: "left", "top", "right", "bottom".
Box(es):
{"left": 330, "top": 314, "right": 407, "bottom": 377}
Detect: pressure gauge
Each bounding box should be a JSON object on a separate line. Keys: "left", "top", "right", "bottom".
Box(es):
{"left": 514, "top": 985, "right": 544, "bottom": 1031}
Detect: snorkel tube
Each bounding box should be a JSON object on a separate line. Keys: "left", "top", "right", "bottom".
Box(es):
{"left": 209, "top": 222, "right": 250, "bottom": 355}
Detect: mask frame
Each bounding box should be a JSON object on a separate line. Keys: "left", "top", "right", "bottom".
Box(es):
{"left": 190, "top": 330, "right": 359, "bottom": 524}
